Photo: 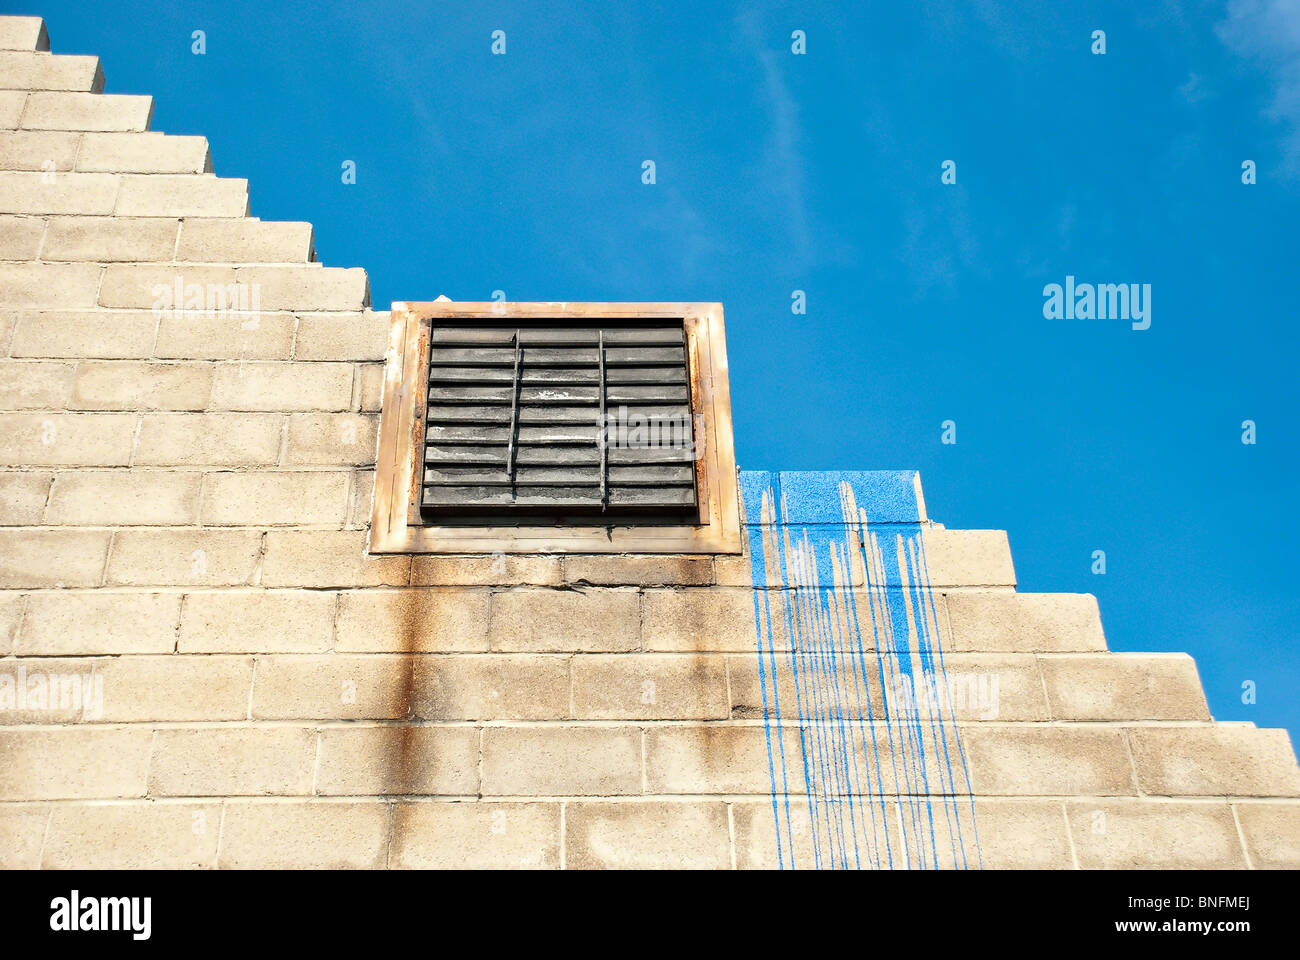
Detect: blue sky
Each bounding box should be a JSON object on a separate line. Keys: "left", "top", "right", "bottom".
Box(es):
{"left": 19, "top": 0, "right": 1300, "bottom": 737}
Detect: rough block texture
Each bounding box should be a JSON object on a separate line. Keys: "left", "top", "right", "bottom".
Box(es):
{"left": 1, "top": 15, "right": 1296, "bottom": 871}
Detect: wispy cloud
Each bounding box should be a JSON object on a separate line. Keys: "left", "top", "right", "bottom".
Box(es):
{"left": 736, "top": 9, "right": 813, "bottom": 265}
{"left": 1217, "top": 0, "right": 1300, "bottom": 175}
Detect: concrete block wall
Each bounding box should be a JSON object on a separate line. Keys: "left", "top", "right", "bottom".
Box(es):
{"left": 1, "top": 16, "right": 1298, "bottom": 869}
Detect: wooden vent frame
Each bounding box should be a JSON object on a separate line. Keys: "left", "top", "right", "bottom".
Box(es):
{"left": 370, "top": 301, "right": 742, "bottom": 554}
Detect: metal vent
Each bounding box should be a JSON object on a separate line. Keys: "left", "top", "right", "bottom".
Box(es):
{"left": 422, "top": 320, "right": 699, "bottom": 524}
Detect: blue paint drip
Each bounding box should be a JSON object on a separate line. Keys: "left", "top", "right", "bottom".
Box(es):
{"left": 742, "top": 471, "right": 982, "bottom": 870}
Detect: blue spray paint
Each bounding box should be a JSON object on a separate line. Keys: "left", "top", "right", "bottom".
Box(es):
{"left": 741, "top": 471, "right": 982, "bottom": 869}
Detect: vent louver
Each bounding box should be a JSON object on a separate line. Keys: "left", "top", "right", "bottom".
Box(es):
{"left": 422, "top": 321, "right": 699, "bottom": 524}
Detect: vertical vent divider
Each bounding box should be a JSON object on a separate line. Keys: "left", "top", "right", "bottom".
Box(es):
{"left": 505, "top": 329, "right": 522, "bottom": 488}
{"left": 598, "top": 328, "right": 608, "bottom": 511}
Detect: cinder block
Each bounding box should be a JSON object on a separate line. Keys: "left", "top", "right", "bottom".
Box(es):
{"left": 0, "top": 412, "right": 137, "bottom": 466}
{"left": 334, "top": 588, "right": 490, "bottom": 653}
{"left": 149, "top": 727, "right": 314, "bottom": 796}
{"left": 198, "top": 470, "right": 349, "bottom": 526}
{"left": 315, "top": 726, "right": 479, "bottom": 795}
{"left": 644, "top": 725, "right": 804, "bottom": 795}
{"left": 410, "top": 555, "right": 562, "bottom": 587}
{"left": 18, "top": 591, "right": 181, "bottom": 654}
{"left": 0, "top": 471, "right": 47, "bottom": 524}
{"left": 489, "top": 588, "right": 639, "bottom": 652}
{"left": 260, "top": 530, "right": 410, "bottom": 588}
{"left": 642, "top": 587, "right": 774, "bottom": 652}
{"left": 178, "top": 589, "right": 334, "bottom": 653}
{"left": 726, "top": 651, "right": 1045, "bottom": 723}
{"left": 0, "top": 592, "right": 24, "bottom": 654}
{"left": 0, "top": 261, "right": 102, "bottom": 306}
{"left": 1234, "top": 802, "right": 1300, "bottom": 869}
{"left": 1039, "top": 653, "right": 1210, "bottom": 721}
{"left": 0, "top": 130, "right": 79, "bottom": 170}
{"left": 732, "top": 798, "right": 903, "bottom": 870}
{"left": 112, "top": 174, "right": 245, "bottom": 216}
{"left": 21, "top": 92, "right": 151, "bottom": 132}
{"left": 571, "top": 653, "right": 729, "bottom": 720}
{"left": 134, "top": 413, "right": 284, "bottom": 467}
{"left": 714, "top": 550, "right": 756, "bottom": 587}
{"left": 238, "top": 267, "right": 368, "bottom": 311}
{"left": 97, "top": 263, "right": 234, "bottom": 307}
{"left": 0, "top": 655, "right": 100, "bottom": 722}
{"left": 43, "top": 802, "right": 221, "bottom": 869}
{"left": 44, "top": 469, "right": 202, "bottom": 525}
{"left": 930, "top": 799, "right": 1070, "bottom": 869}
{"left": 349, "top": 469, "right": 374, "bottom": 527}
{"left": 110, "top": 268, "right": 364, "bottom": 314}
{"left": 105, "top": 529, "right": 262, "bottom": 586}
{"left": 1067, "top": 800, "right": 1245, "bottom": 869}
{"left": 391, "top": 802, "right": 560, "bottom": 869}
{"left": 0, "top": 804, "right": 48, "bottom": 867}
{"left": 358, "top": 362, "right": 385, "bottom": 411}
{"left": 293, "top": 311, "right": 390, "bottom": 360}
{"left": 480, "top": 726, "right": 642, "bottom": 796}
{"left": 93, "top": 654, "right": 253, "bottom": 721}
{"left": 0, "top": 728, "right": 151, "bottom": 799}
{"left": 0, "top": 170, "right": 117, "bottom": 214}
{"left": 0, "top": 358, "right": 76, "bottom": 408}
{"left": 284, "top": 413, "right": 378, "bottom": 466}
{"left": 563, "top": 555, "right": 714, "bottom": 587}
{"left": 0, "top": 17, "right": 48, "bottom": 52}
{"left": 962, "top": 727, "right": 1136, "bottom": 796}
{"left": 0, "top": 52, "right": 102, "bottom": 92}
{"left": 732, "top": 528, "right": 870, "bottom": 590}
{"left": 0, "top": 528, "right": 109, "bottom": 587}
{"left": 905, "top": 652, "right": 1048, "bottom": 722}
{"left": 1128, "top": 726, "right": 1300, "bottom": 797}
{"left": 251, "top": 654, "right": 413, "bottom": 720}
{"left": 155, "top": 312, "right": 295, "bottom": 360}
{"left": 567, "top": 801, "right": 731, "bottom": 869}
{"left": 176, "top": 219, "right": 312, "bottom": 263}
{"left": 76, "top": 132, "right": 209, "bottom": 174}
{"left": 42, "top": 216, "right": 179, "bottom": 261}
{"left": 210, "top": 361, "right": 353, "bottom": 412}
{"left": 72, "top": 360, "right": 212, "bottom": 411}
{"left": 10, "top": 310, "right": 156, "bottom": 358}
{"left": 218, "top": 801, "right": 389, "bottom": 868}
{"left": 945, "top": 592, "right": 1107, "bottom": 653}
{"left": 410, "top": 653, "right": 568, "bottom": 720}
{"left": 920, "top": 529, "right": 1015, "bottom": 587}
{"left": 0, "top": 92, "right": 24, "bottom": 129}
{"left": 0, "top": 214, "right": 43, "bottom": 258}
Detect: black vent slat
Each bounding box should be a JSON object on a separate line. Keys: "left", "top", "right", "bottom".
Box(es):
{"left": 606, "top": 384, "right": 689, "bottom": 403}
{"left": 425, "top": 466, "right": 606, "bottom": 487}
{"left": 426, "top": 425, "right": 603, "bottom": 445}
{"left": 423, "top": 486, "right": 696, "bottom": 508}
{"left": 609, "top": 464, "right": 695, "bottom": 485}
{"left": 428, "top": 367, "right": 686, "bottom": 387}
{"left": 426, "top": 385, "right": 515, "bottom": 404}
{"left": 607, "top": 445, "right": 696, "bottom": 464}
{"left": 432, "top": 327, "right": 683, "bottom": 347}
{"left": 424, "top": 444, "right": 508, "bottom": 465}
{"left": 423, "top": 320, "right": 698, "bottom": 523}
